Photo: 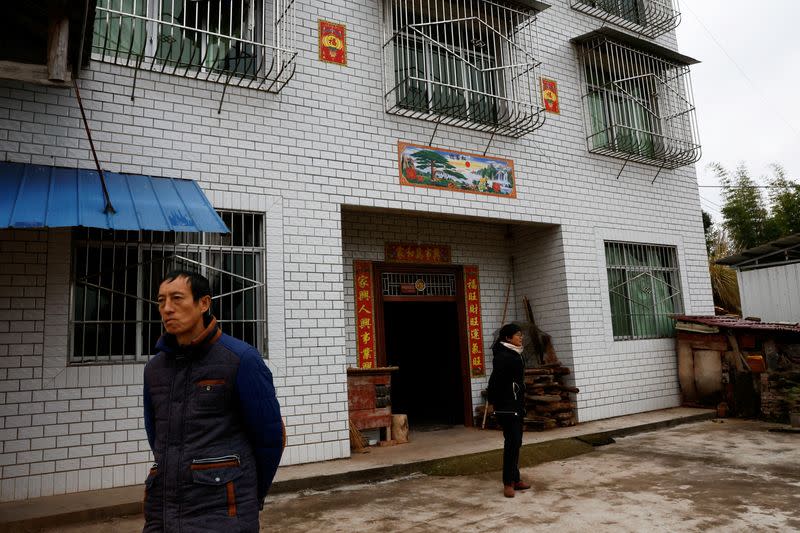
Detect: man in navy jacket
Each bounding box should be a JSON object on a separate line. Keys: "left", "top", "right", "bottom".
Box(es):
{"left": 143, "top": 270, "right": 284, "bottom": 532}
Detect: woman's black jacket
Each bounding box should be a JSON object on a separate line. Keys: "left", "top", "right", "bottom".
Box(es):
{"left": 487, "top": 342, "right": 525, "bottom": 416}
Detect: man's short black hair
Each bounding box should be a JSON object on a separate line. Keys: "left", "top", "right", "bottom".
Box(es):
{"left": 161, "top": 269, "right": 212, "bottom": 302}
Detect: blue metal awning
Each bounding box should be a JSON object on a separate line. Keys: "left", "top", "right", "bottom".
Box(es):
{"left": 0, "top": 162, "right": 229, "bottom": 233}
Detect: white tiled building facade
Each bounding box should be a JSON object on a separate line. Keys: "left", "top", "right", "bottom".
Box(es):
{"left": 0, "top": 0, "right": 713, "bottom": 501}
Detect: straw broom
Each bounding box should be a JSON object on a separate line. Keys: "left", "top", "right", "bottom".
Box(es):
{"left": 349, "top": 420, "right": 368, "bottom": 452}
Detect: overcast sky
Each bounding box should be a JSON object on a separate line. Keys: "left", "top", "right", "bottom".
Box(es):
{"left": 675, "top": 0, "right": 800, "bottom": 221}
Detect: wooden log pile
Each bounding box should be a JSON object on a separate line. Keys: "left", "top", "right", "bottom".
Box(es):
{"left": 523, "top": 364, "right": 578, "bottom": 430}
{"left": 477, "top": 363, "right": 579, "bottom": 431}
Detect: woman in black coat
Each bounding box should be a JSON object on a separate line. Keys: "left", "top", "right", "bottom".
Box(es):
{"left": 487, "top": 323, "right": 531, "bottom": 498}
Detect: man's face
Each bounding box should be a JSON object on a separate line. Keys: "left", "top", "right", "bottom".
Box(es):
{"left": 157, "top": 276, "right": 210, "bottom": 342}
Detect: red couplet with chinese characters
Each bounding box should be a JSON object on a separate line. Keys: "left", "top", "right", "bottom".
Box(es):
{"left": 353, "top": 260, "right": 377, "bottom": 369}
{"left": 464, "top": 265, "right": 485, "bottom": 377}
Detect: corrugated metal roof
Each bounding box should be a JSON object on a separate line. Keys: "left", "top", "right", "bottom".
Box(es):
{"left": 673, "top": 315, "right": 800, "bottom": 334}
{"left": 0, "top": 162, "right": 228, "bottom": 233}
{"left": 715, "top": 233, "right": 800, "bottom": 268}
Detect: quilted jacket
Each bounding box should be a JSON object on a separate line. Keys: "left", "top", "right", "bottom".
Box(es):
{"left": 142, "top": 318, "right": 283, "bottom": 532}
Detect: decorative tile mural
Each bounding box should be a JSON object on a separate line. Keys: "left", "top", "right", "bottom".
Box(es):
{"left": 399, "top": 142, "right": 516, "bottom": 198}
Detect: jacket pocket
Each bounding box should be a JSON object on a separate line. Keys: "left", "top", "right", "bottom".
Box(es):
{"left": 195, "top": 379, "right": 227, "bottom": 413}
{"left": 190, "top": 455, "right": 243, "bottom": 517}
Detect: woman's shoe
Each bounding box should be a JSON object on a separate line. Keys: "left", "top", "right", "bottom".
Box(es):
{"left": 503, "top": 484, "right": 515, "bottom": 498}
{"left": 513, "top": 481, "right": 531, "bottom": 490}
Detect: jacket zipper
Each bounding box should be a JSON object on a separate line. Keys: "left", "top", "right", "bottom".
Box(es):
{"left": 191, "top": 455, "right": 241, "bottom": 466}
{"left": 161, "top": 370, "right": 176, "bottom": 528}
{"left": 176, "top": 359, "right": 193, "bottom": 533}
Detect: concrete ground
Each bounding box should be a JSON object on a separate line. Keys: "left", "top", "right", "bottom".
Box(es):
{"left": 36, "top": 419, "right": 800, "bottom": 532}
{"left": 0, "top": 407, "right": 711, "bottom": 532}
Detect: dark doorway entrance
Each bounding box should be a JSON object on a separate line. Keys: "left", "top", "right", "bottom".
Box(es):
{"left": 383, "top": 301, "right": 465, "bottom": 428}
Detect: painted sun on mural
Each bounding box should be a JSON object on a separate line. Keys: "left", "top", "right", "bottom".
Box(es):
{"left": 398, "top": 142, "right": 516, "bottom": 198}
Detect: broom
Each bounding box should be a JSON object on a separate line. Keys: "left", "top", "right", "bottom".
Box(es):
{"left": 483, "top": 275, "right": 513, "bottom": 429}
{"left": 349, "top": 420, "right": 368, "bottom": 452}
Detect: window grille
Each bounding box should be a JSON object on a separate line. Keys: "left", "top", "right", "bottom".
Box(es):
{"left": 70, "top": 211, "right": 266, "bottom": 363}
{"left": 605, "top": 241, "right": 683, "bottom": 340}
{"left": 576, "top": 31, "right": 700, "bottom": 170}
{"left": 381, "top": 272, "right": 457, "bottom": 297}
{"left": 570, "top": 0, "right": 681, "bottom": 39}
{"left": 382, "top": 0, "right": 546, "bottom": 138}
{"left": 92, "top": 0, "right": 296, "bottom": 93}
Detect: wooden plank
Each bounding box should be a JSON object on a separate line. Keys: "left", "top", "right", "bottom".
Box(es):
{"left": 677, "top": 340, "right": 697, "bottom": 402}
{"left": 524, "top": 368, "right": 553, "bottom": 376}
{"left": 676, "top": 321, "right": 719, "bottom": 334}
{"left": 350, "top": 410, "right": 392, "bottom": 431}
{"left": 726, "top": 332, "right": 750, "bottom": 372}
{"left": 347, "top": 383, "right": 377, "bottom": 411}
{"left": 0, "top": 61, "right": 71, "bottom": 87}
{"left": 548, "top": 384, "right": 580, "bottom": 393}
{"left": 48, "top": 16, "right": 70, "bottom": 82}
{"left": 525, "top": 394, "right": 562, "bottom": 402}
{"left": 676, "top": 332, "right": 729, "bottom": 351}
{"left": 347, "top": 366, "right": 399, "bottom": 375}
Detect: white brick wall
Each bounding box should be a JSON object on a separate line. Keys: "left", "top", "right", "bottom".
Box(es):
{"left": 0, "top": 0, "right": 714, "bottom": 500}
{"left": 0, "top": 230, "right": 152, "bottom": 501}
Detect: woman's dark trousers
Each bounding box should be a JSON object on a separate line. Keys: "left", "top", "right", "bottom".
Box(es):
{"left": 499, "top": 414, "right": 523, "bottom": 485}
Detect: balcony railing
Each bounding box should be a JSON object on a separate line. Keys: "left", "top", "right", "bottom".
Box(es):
{"left": 571, "top": 0, "right": 681, "bottom": 39}
{"left": 92, "top": 0, "right": 296, "bottom": 94}
{"left": 383, "top": 0, "right": 546, "bottom": 138}
{"left": 575, "top": 30, "right": 701, "bottom": 170}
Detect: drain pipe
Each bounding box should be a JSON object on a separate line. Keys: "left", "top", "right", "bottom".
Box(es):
{"left": 73, "top": 78, "right": 115, "bottom": 214}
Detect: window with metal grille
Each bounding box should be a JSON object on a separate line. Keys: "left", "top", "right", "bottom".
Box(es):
{"left": 575, "top": 31, "right": 700, "bottom": 170}
{"left": 91, "top": 0, "right": 296, "bottom": 93}
{"left": 605, "top": 241, "right": 683, "bottom": 340}
{"left": 381, "top": 272, "right": 456, "bottom": 297}
{"left": 570, "top": 0, "right": 681, "bottom": 39}
{"left": 383, "top": 0, "right": 546, "bottom": 138}
{"left": 70, "top": 211, "right": 266, "bottom": 363}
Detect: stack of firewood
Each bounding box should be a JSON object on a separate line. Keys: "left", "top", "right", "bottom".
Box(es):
{"left": 522, "top": 364, "right": 578, "bottom": 430}
{"left": 477, "top": 363, "right": 579, "bottom": 431}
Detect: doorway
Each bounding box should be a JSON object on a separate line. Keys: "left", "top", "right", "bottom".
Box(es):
{"left": 374, "top": 263, "right": 473, "bottom": 428}
{"left": 383, "top": 301, "right": 464, "bottom": 427}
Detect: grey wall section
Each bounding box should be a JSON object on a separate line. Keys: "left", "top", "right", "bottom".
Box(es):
{"left": 738, "top": 264, "right": 800, "bottom": 322}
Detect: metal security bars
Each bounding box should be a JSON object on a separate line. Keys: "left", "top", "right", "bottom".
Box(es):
{"left": 92, "top": 0, "right": 296, "bottom": 94}
{"left": 381, "top": 272, "right": 457, "bottom": 297}
{"left": 570, "top": 0, "right": 681, "bottom": 39}
{"left": 605, "top": 241, "right": 683, "bottom": 340}
{"left": 70, "top": 211, "right": 266, "bottom": 363}
{"left": 383, "top": 0, "right": 546, "bottom": 138}
{"left": 576, "top": 33, "right": 700, "bottom": 170}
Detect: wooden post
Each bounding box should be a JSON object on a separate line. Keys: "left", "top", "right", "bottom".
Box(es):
{"left": 48, "top": 15, "right": 70, "bottom": 82}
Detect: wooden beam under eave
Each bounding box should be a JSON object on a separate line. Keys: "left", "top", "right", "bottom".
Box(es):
{"left": 0, "top": 60, "right": 72, "bottom": 87}
{"left": 48, "top": 15, "right": 70, "bottom": 82}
